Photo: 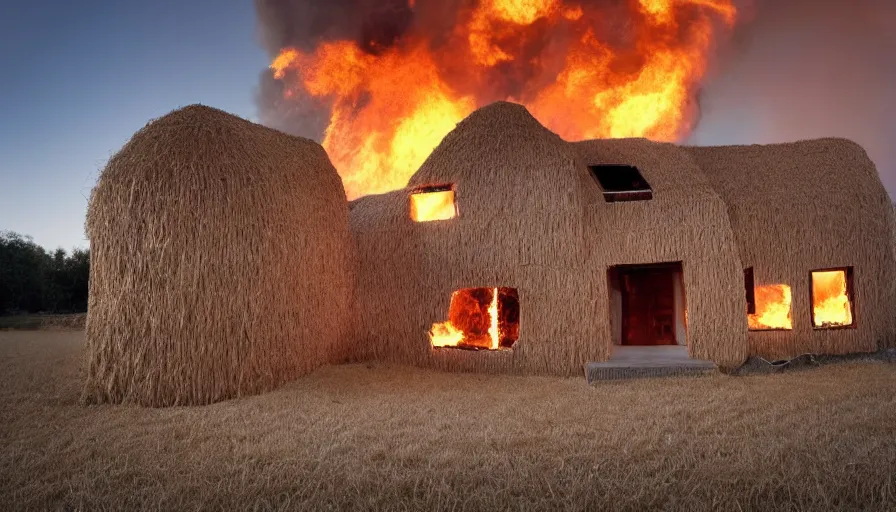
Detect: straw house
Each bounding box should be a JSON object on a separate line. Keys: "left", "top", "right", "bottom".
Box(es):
{"left": 689, "top": 140, "right": 896, "bottom": 360}
{"left": 84, "top": 105, "right": 355, "bottom": 406}
{"left": 350, "top": 103, "right": 895, "bottom": 373}
{"left": 86, "top": 101, "right": 896, "bottom": 405}
{"left": 350, "top": 102, "right": 600, "bottom": 374}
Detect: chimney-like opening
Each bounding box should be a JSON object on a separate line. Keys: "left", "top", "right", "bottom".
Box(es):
{"left": 410, "top": 184, "right": 457, "bottom": 222}
{"left": 589, "top": 164, "right": 653, "bottom": 202}
{"left": 430, "top": 287, "right": 520, "bottom": 350}
{"left": 811, "top": 268, "right": 856, "bottom": 329}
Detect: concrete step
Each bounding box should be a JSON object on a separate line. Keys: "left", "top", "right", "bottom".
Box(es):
{"left": 585, "top": 345, "right": 718, "bottom": 383}
{"left": 585, "top": 362, "right": 717, "bottom": 383}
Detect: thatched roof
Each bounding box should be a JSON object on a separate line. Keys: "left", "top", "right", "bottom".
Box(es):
{"left": 84, "top": 105, "right": 355, "bottom": 406}
{"left": 688, "top": 139, "right": 896, "bottom": 358}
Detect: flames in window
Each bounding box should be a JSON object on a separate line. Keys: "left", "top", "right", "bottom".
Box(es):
{"left": 430, "top": 287, "right": 519, "bottom": 350}
{"left": 410, "top": 186, "right": 457, "bottom": 222}
{"left": 748, "top": 284, "right": 793, "bottom": 331}
{"left": 812, "top": 270, "right": 854, "bottom": 328}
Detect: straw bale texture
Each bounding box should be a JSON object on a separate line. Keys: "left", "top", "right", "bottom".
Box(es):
{"left": 689, "top": 139, "right": 896, "bottom": 359}
{"left": 574, "top": 139, "right": 748, "bottom": 367}
{"left": 350, "top": 102, "right": 747, "bottom": 373}
{"left": 84, "top": 105, "right": 355, "bottom": 406}
{"left": 350, "top": 102, "right": 603, "bottom": 375}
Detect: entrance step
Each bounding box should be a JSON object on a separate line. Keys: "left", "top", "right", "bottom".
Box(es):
{"left": 585, "top": 346, "right": 717, "bottom": 383}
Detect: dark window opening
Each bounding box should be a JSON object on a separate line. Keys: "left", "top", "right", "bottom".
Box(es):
{"left": 744, "top": 267, "right": 756, "bottom": 315}
{"left": 589, "top": 164, "right": 653, "bottom": 202}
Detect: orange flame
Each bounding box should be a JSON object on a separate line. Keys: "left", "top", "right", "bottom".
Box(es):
{"left": 271, "top": 0, "right": 737, "bottom": 199}
{"left": 430, "top": 288, "right": 504, "bottom": 350}
{"left": 409, "top": 189, "right": 457, "bottom": 222}
{"left": 748, "top": 284, "right": 793, "bottom": 330}
{"left": 812, "top": 270, "right": 853, "bottom": 328}
{"left": 487, "top": 286, "right": 500, "bottom": 350}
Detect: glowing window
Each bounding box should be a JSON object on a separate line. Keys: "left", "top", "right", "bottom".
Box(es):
{"left": 811, "top": 268, "right": 855, "bottom": 329}
{"left": 429, "top": 287, "right": 520, "bottom": 350}
{"left": 747, "top": 283, "right": 793, "bottom": 331}
{"left": 589, "top": 165, "right": 653, "bottom": 202}
{"left": 410, "top": 185, "right": 457, "bottom": 222}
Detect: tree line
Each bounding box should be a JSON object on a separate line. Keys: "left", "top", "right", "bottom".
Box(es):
{"left": 0, "top": 231, "right": 89, "bottom": 315}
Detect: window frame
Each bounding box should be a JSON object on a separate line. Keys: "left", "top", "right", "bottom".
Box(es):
{"left": 746, "top": 281, "right": 794, "bottom": 332}
{"left": 409, "top": 183, "right": 458, "bottom": 222}
{"left": 809, "top": 266, "right": 857, "bottom": 330}
{"left": 588, "top": 164, "right": 654, "bottom": 203}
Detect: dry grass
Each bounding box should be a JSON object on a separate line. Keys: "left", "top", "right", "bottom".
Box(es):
{"left": 2, "top": 331, "right": 894, "bottom": 511}
{"left": 0, "top": 314, "right": 86, "bottom": 331}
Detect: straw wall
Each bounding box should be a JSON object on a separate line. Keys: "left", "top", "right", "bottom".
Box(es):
{"left": 689, "top": 139, "right": 896, "bottom": 359}
{"left": 350, "top": 102, "right": 748, "bottom": 373}
{"left": 84, "top": 105, "right": 355, "bottom": 406}
{"left": 574, "top": 139, "right": 748, "bottom": 368}
{"left": 349, "top": 103, "right": 602, "bottom": 375}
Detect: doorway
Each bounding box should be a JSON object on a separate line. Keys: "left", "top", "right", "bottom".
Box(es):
{"left": 608, "top": 262, "right": 687, "bottom": 346}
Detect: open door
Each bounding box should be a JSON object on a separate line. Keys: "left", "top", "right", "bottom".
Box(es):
{"left": 608, "top": 262, "right": 687, "bottom": 346}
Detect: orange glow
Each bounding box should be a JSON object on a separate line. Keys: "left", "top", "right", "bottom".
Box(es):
{"left": 812, "top": 270, "right": 854, "bottom": 328}
{"left": 748, "top": 284, "right": 793, "bottom": 330}
{"left": 430, "top": 288, "right": 519, "bottom": 350}
{"left": 409, "top": 189, "right": 457, "bottom": 222}
{"left": 270, "top": 0, "right": 737, "bottom": 199}
{"left": 487, "top": 286, "right": 500, "bottom": 350}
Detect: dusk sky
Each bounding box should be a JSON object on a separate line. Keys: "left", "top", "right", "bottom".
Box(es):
{"left": 2, "top": 0, "right": 894, "bottom": 251}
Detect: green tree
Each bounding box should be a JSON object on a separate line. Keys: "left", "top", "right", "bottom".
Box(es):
{"left": 0, "top": 231, "right": 90, "bottom": 315}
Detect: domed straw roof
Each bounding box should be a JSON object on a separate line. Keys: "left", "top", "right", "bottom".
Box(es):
{"left": 84, "top": 105, "right": 355, "bottom": 406}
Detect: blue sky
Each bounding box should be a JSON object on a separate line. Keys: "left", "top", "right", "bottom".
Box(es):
{"left": 0, "top": 0, "right": 265, "bottom": 251}
{"left": 1, "top": 0, "right": 893, "bottom": 251}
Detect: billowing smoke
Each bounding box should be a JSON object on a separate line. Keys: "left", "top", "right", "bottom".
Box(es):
{"left": 255, "top": 0, "right": 445, "bottom": 140}
{"left": 253, "top": 0, "right": 729, "bottom": 141}
{"left": 254, "top": 0, "right": 895, "bottom": 201}
{"left": 692, "top": 0, "right": 896, "bottom": 198}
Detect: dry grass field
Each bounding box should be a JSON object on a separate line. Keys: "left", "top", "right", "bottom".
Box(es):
{"left": 1, "top": 331, "right": 895, "bottom": 511}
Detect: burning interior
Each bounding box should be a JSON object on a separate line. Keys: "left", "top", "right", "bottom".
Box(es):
{"left": 747, "top": 283, "right": 793, "bottom": 331}
{"left": 811, "top": 268, "right": 855, "bottom": 329}
{"left": 430, "top": 287, "right": 520, "bottom": 350}
{"left": 410, "top": 185, "right": 457, "bottom": 222}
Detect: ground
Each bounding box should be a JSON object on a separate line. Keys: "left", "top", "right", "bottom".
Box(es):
{"left": 1, "top": 331, "right": 895, "bottom": 511}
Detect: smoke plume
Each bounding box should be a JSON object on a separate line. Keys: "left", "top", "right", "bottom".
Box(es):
{"left": 255, "top": 0, "right": 438, "bottom": 139}
{"left": 693, "top": 0, "right": 896, "bottom": 199}
{"left": 253, "top": 0, "right": 731, "bottom": 141}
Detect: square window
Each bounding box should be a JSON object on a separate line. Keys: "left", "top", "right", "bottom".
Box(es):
{"left": 748, "top": 283, "right": 793, "bottom": 331}
{"left": 588, "top": 165, "right": 653, "bottom": 202}
{"left": 410, "top": 185, "right": 457, "bottom": 222}
{"left": 430, "top": 287, "right": 520, "bottom": 350}
{"left": 810, "top": 268, "right": 855, "bottom": 329}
